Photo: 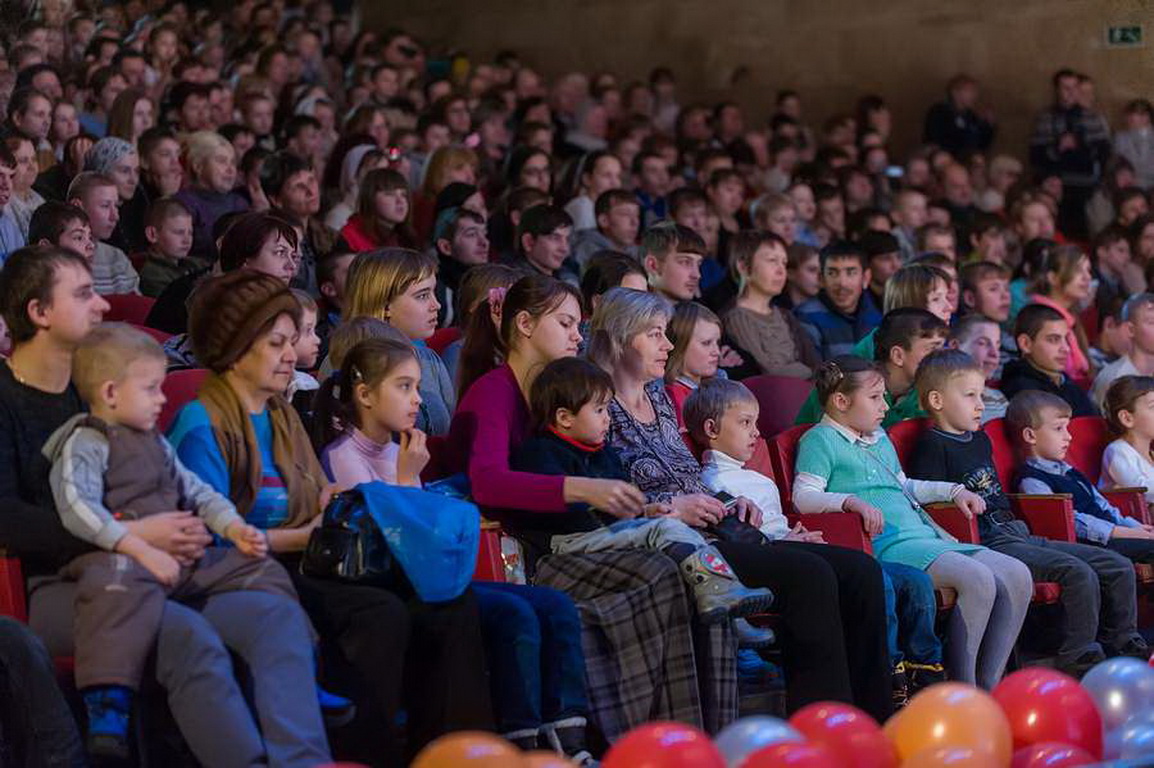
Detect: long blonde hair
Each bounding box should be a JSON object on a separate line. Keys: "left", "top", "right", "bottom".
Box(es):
{"left": 344, "top": 248, "right": 438, "bottom": 323}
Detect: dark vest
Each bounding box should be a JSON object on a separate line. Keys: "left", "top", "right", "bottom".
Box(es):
{"left": 1015, "top": 462, "right": 1107, "bottom": 524}
{"left": 81, "top": 416, "right": 183, "bottom": 521}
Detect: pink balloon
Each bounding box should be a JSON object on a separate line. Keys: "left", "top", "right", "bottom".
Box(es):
{"left": 1011, "top": 742, "right": 1096, "bottom": 768}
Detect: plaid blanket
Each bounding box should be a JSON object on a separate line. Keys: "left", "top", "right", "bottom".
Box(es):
{"left": 534, "top": 549, "right": 737, "bottom": 741}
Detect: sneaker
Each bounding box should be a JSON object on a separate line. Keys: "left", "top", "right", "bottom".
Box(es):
{"left": 892, "top": 663, "right": 910, "bottom": 709}
{"left": 504, "top": 729, "right": 540, "bottom": 751}
{"left": 1056, "top": 651, "right": 1106, "bottom": 680}
{"left": 906, "top": 662, "right": 947, "bottom": 693}
{"left": 680, "top": 546, "right": 774, "bottom": 623}
{"left": 83, "top": 686, "right": 132, "bottom": 762}
{"left": 317, "top": 685, "right": 356, "bottom": 728}
{"left": 1113, "top": 638, "right": 1152, "bottom": 660}
{"left": 734, "top": 618, "right": 776, "bottom": 650}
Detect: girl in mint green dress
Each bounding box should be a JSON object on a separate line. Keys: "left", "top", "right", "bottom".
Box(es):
{"left": 793, "top": 354, "right": 1031, "bottom": 689}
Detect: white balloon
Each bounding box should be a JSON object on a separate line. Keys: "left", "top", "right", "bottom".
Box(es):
{"left": 715, "top": 716, "right": 803, "bottom": 768}
{"left": 1080, "top": 658, "right": 1154, "bottom": 732}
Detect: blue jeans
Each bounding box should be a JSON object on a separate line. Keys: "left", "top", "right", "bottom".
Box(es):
{"left": 471, "top": 581, "right": 588, "bottom": 736}
{"left": 881, "top": 562, "right": 942, "bottom": 668}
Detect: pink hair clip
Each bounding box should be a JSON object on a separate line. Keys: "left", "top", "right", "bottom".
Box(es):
{"left": 488, "top": 286, "right": 508, "bottom": 307}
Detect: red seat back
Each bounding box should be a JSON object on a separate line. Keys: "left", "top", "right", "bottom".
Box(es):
{"left": 768, "top": 424, "right": 815, "bottom": 509}
{"left": 0, "top": 555, "right": 27, "bottom": 622}
{"left": 160, "top": 368, "right": 209, "bottom": 432}
{"left": 742, "top": 375, "right": 814, "bottom": 439}
{"left": 1066, "top": 416, "right": 1111, "bottom": 484}
{"left": 886, "top": 417, "right": 931, "bottom": 470}
{"left": 103, "top": 293, "right": 156, "bottom": 325}
{"left": 129, "top": 323, "right": 172, "bottom": 344}
{"left": 983, "top": 417, "right": 1017, "bottom": 490}
{"left": 427, "top": 327, "right": 462, "bottom": 356}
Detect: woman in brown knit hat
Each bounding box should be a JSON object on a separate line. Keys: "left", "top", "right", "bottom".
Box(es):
{"left": 168, "top": 269, "right": 494, "bottom": 765}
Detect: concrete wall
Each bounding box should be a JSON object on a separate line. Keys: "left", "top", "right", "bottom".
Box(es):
{"left": 365, "top": 0, "right": 1154, "bottom": 158}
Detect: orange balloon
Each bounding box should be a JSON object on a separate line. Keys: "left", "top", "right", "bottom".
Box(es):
{"left": 901, "top": 746, "right": 1000, "bottom": 768}
{"left": 411, "top": 731, "right": 524, "bottom": 768}
{"left": 523, "top": 752, "right": 578, "bottom": 768}
{"left": 884, "top": 683, "right": 1012, "bottom": 765}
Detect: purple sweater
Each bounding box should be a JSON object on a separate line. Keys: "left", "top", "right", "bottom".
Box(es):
{"left": 448, "top": 364, "right": 567, "bottom": 514}
{"left": 173, "top": 186, "right": 249, "bottom": 263}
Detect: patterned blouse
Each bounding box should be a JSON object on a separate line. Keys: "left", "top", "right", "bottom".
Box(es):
{"left": 607, "top": 380, "right": 711, "bottom": 503}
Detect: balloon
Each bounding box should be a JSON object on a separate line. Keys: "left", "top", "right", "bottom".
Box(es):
{"left": 715, "top": 716, "right": 803, "bottom": 767}
{"left": 523, "top": 752, "right": 579, "bottom": 768}
{"left": 743, "top": 741, "right": 838, "bottom": 767}
{"left": 603, "top": 721, "right": 725, "bottom": 768}
{"left": 1115, "top": 720, "right": 1154, "bottom": 759}
{"left": 883, "top": 683, "right": 1011, "bottom": 765}
{"left": 788, "top": 702, "right": 896, "bottom": 768}
{"left": 900, "top": 747, "right": 999, "bottom": 767}
{"left": 1080, "top": 657, "right": 1154, "bottom": 732}
{"left": 991, "top": 668, "right": 1102, "bottom": 758}
{"left": 1010, "top": 742, "right": 1096, "bottom": 768}
{"left": 411, "top": 732, "right": 523, "bottom": 768}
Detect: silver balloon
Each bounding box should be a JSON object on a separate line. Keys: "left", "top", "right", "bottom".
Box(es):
{"left": 714, "top": 715, "right": 803, "bottom": 768}
{"left": 1119, "top": 721, "right": 1154, "bottom": 759}
{"left": 1105, "top": 711, "right": 1154, "bottom": 760}
{"left": 1080, "top": 658, "right": 1154, "bottom": 732}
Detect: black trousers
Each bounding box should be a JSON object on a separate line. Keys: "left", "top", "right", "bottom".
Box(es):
{"left": 0, "top": 616, "right": 85, "bottom": 768}
{"left": 288, "top": 570, "right": 494, "bottom": 767}
{"left": 716, "top": 540, "right": 894, "bottom": 723}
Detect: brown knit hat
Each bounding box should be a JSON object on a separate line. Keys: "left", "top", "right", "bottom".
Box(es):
{"left": 188, "top": 271, "right": 303, "bottom": 373}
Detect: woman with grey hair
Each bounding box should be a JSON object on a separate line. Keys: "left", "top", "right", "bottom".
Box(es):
{"left": 591, "top": 286, "right": 894, "bottom": 722}
{"left": 84, "top": 136, "right": 146, "bottom": 253}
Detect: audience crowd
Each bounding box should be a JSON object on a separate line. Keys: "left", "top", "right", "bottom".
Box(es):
{"left": 4, "top": 2, "right": 1154, "bottom": 766}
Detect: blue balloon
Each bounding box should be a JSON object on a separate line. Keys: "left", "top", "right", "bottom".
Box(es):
{"left": 1080, "top": 658, "right": 1154, "bottom": 732}
{"left": 715, "top": 716, "right": 803, "bottom": 768}
{"left": 1119, "top": 722, "right": 1154, "bottom": 759}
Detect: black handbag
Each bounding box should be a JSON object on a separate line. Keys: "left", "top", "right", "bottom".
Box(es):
{"left": 300, "top": 489, "right": 409, "bottom": 590}
{"left": 706, "top": 512, "right": 770, "bottom": 546}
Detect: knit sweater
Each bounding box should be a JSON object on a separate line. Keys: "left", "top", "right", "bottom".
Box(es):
{"left": 447, "top": 364, "right": 567, "bottom": 517}
{"left": 0, "top": 363, "right": 92, "bottom": 577}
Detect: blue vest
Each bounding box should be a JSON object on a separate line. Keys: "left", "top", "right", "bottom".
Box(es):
{"left": 1015, "top": 463, "right": 1111, "bottom": 525}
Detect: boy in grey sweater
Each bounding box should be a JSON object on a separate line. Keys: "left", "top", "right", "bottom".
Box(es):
{"left": 44, "top": 323, "right": 296, "bottom": 759}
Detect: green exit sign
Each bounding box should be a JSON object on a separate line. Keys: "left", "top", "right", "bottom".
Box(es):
{"left": 1107, "top": 24, "right": 1144, "bottom": 47}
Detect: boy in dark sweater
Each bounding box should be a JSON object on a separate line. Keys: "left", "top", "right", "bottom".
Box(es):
{"left": 511, "top": 356, "right": 773, "bottom": 627}
{"left": 909, "top": 350, "right": 1147, "bottom": 674}
{"left": 1001, "top": 303, "right": 1096, "bottom": 416}
{"left": 1009, "top": 389, "right": 1154, "bottom": 569}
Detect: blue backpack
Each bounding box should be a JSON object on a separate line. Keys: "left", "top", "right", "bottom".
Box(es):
{"left": 301, "top": 481, "right": 479, "bottom": 603}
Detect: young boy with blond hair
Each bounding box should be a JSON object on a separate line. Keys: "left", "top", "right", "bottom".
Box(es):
{"left": 909, "top": 350, "right": 1147, "bottom": 676}
{"left": 43, "top": 323, "right": 299, "bottom": 758}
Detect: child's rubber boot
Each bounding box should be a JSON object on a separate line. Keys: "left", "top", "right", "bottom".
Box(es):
{"left": 680, "top": 545, "right": 774, "bottom": 623}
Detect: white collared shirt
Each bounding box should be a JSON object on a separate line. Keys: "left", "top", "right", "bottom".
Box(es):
{"left": 700, "top": 449, "right": 789, "bottom": 540}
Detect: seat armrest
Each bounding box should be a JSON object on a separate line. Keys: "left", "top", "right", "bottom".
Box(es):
{"left": 787, "top": 512, "right": 872, "bottom": 553}
{"left": 1009, "top": 493, "right": 1076, "bottom": 542}
{"left": 1102, "top": 487, "right": 1151, "bottom": 525}
{"left": 925, "top": 503, "right": 980, "bottom": 544}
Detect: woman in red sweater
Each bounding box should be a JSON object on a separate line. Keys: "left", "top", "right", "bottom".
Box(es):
{"left": 450, "top": 274, "right": 742, "bottom": 738}
{"left": 339, "top": 168, "right": 420, "bottom": 253}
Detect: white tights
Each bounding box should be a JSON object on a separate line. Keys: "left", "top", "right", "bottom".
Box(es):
{"left": 927, "top": 549, "right": 1032, "bottom": 689}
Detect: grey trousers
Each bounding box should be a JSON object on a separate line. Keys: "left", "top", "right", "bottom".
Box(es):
{"left": 30, "top": 578, "right": 331, "bottom": 768}
{"left": 987, "top": 532, "right": 1140, "bottom": 663}
{"left": 550, "top": 517, "right": 708, "bottom": 556}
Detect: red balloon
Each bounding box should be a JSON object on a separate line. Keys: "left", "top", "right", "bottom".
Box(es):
{"left": 1011, "top": 742, "right": 1096, "bottom": 768}
{"left": 992, "top": 668, "right": 1103, "bottom": 759}
{"left": 744, "top": 741, "right": 839, "bottom": 767}
{"left": 789, "top": 702, "right": 897, "bottom": 768}
{"left": 603, "top": 721, "right": 725, "bottom": 768}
